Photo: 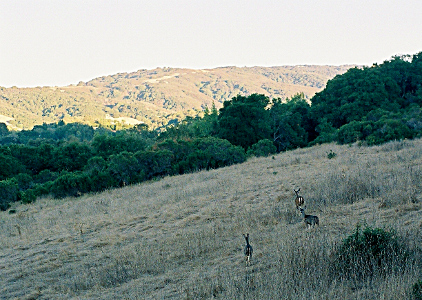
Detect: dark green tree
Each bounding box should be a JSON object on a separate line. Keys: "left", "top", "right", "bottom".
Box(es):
{"left": 218, "top": 94, "right": 271, "bottom": 150}
{"left": 190, "top": 137, "right": 246, "bottom": 169}
{"left": 0, "top": 151, "right": 26, "bottom": 180}
{"left": 51, "top": 172, "right": 92, "bottom": 198}
{"left": 91, "top": 133, "right": 147, "bottom": 157}
{"left": 53, "top": 142, "right": 93, "bottom": 172}
{"left": 134, "top": 150, "right": 173, "bottom": 180}
{"left": 107, "top": 151, "right": 141, "bottom": 186}
{"left": 270, "top": 93, "right": 311, "bottom": 151}
{"left": 246, "top": 139, "right": 277, "bottom": 157}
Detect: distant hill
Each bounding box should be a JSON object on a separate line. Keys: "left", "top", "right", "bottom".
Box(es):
{"left": 0, "top": 65, "right": 354, "bottom": 130}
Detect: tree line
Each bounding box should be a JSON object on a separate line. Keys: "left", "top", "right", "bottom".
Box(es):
{"left": 1, "top": 52, "right": 421, "bottom": 210}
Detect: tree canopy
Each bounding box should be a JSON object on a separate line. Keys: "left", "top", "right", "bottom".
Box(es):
{"left": 218, "top": 93, "right": 271, "bottom": 150}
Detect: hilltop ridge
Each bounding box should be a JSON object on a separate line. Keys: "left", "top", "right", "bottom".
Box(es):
{"left": 0, "top": 65, "right": 353, "bottom": 129}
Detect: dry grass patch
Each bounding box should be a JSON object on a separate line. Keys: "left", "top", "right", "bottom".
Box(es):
{"left": 1, "top": 139, "right": 422, "bottom": 299}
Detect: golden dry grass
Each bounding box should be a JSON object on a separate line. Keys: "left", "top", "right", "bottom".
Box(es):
{"left": 1, "top": 139, "right": 422, "bottom": 299}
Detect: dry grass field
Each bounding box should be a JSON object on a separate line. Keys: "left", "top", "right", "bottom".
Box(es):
{"left": 1, "top": 139, "right": 422, "bottom": 299}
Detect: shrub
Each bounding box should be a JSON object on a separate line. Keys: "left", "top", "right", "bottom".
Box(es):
{"left": 18, "top": 189, "right": 37, "bottom": 204}
{"left": 367, "top": 119, "right": 414, "bottom": 145}
{"left": 0, "top": 153, "right": 26, "bottom": 180}
{"left": 34, "top": 169, "right": 59, "bottom": 184}
{"left": 191, "top": 137, "right": 246, "bottom": 170}
{"left": 246, "top": 139, "right": 277, "bottom": 157}
{"left": 134, "top": 150, "right": 173, "bottom": 180}
{"left": 412, "top": 280, "right": 422, "bottom": 300}
{"left": 88, "top": 171, "right": 119, "bottom": 192}
{"left": 336, "top": 121, "right": 367, "bottom": 144}
{"left": 32, "top": 182, "right": 53, "bottom": 197}
{"left": 333, "top": 225, "right": 410, "bottom": 282}
{"left": 13, "top": 173, "right": 34, "bottom": 191}
{"left": 326, "top": 150, "right": 337, "bottom": 159}
{"left": 91, "top": 133, "right": 147, "bottom": 157}
{"left": 0, "top": 179, "right": 19, "bottom": 211}
{"left": 51, "top": 172, "right": 92, "bottom": 198}
{"left": 53, "top": 142, "right": 93, "bottom": 172}
{"left": 107, "top": 151, "right": 141, "bottom": 186}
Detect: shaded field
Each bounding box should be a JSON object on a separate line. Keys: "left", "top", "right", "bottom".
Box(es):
{"left": 1, "top": 139, "right": 422, "bottom": 299}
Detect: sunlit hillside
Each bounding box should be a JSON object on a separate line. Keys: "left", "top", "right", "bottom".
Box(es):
{"left": 1, "top": 139, "right": 421, "bottom": 299}
{"left": 0, "top": 65, "right": 353, "bottom": 130}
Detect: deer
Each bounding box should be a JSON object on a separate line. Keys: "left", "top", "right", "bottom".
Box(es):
{"left": 294, "top": 188, "right": 304, "bottom": 210}
{"left": 299, "top": 207, "right": 319, "bottom": 228}
{"left": 243, "top": 233, "right": 253, "bottom": 263}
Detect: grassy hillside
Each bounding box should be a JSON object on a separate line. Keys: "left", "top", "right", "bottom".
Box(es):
{"left": 0, "top": 65, "right": 352, "bottom": 130}
{"left": 1, "top": 139, "right": 421, "bottom": 299}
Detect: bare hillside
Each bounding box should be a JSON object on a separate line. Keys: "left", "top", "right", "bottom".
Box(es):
{"left": 1, "top": 139, "right": 421, "bottom": 299}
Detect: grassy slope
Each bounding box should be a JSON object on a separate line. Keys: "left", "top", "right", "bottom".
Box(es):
{"left": 1, "top": 139, "right": 421, "bottom": 299}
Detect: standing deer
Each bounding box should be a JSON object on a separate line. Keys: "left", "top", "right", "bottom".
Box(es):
{"left": 243, "top": 233, "right": 253, "bottom": 263}
{"left": 294, "top": 188, "right": 304, "bottom": 210}
{"left": 299, "top": 207, "right": 319, "bottom": 228}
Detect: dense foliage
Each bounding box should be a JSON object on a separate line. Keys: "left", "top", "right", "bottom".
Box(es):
{"left": 1, "top": 52, "right": 421, "bottom": 210}
{"left": 0, "top": 121, "right": 245, "bottom": 210}
{"left": 218, "top": 94, "right": 272, "bottom": 150}
{"left": 311, "top": 52, "right": 422, "bottom": 144}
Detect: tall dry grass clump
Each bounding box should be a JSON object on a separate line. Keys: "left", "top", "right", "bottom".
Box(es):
{"left": 0, "top": 139, "right": 422, "bottom": 299}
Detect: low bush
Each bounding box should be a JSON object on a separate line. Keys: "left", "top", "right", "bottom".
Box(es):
{"left": 333, "top": 225, "right": 410, "bottom": 282}
{"left": 18, "top": 189, "right": 37, "bottom": 204}
{"left": 326, "top": 149, "right": 337, "bottom": 159}
{"left": 412, "top": 280, "right": 422, "bottom": 300}
{"left": 247, "top": 139, "right": 277, "bottom": 157}
{"left": 0, "top": 179, "right": 19, "bottom": 211}
{"left": 51, "top": 172, "right": 92, "bottom": 198}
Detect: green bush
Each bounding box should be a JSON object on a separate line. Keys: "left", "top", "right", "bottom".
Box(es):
{"left": 412, "top": 280, "right": 422, "bottom": 300}
{"left": 327, "top": 150, "right": 337, "bottom": 159}
{"left": 18, "top": 189, "right": 37, "bottom": 204}
{"left": 51, "top": 172, "right": 92, "bottom": 198}
{"left": 333, "top": 225, "right": 410, "bottom": 282}
{"left": 91, "top": 133, "right": 147, "bottom": 157}
{"left": 34, "top": 169, "right": 59, "bottom": 184}
{"left": 0, "top": 152, "right": 26, "bottom": 180}
{"left": 134, "top": 149, "right": 173, "bottom": 180}
{"left": 53, "top": 142, "right": 93, "bottom": 172}
{"left": 13, "top": 173, "right": 34, "bottom": 191}
{"left": 336, "top": 121, "right": 367, "bottom": 144}
{"left": 366, "top": 119, "right": 414, "bottom": 145}
{"left": 192, "top": 137, "right": 246, "bottom": 169}
{"left": 32, "top": 182, "right": 53, "bottom": 197}
{"left": 247, "top": 139, "right": 277, "bottom": 157}
{"left": 107, "top": 151, "right": 141, "bottom": 186}
{"left": 88, "top": 171, "right": 119, "bottom": 192}
{"left": 0, "top": 179, "right": 19, "bottom": 211}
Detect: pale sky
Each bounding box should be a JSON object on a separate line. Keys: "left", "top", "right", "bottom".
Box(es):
{"left": 1, "top": 0, "right": 421, "bottom": 88}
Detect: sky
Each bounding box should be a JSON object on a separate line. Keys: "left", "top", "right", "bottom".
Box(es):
{"left": 1, "top": 0, "right": 421, "bottom": 88}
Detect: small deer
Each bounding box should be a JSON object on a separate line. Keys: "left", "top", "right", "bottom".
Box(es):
{"left": 243, "top": 233, "right": 253, "bottom": 263}
{"left": 299, "top": 207, "right": 319, "bottom": 228}
{"left": 294, "top": 188, "right": 304, "bottom": 210}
